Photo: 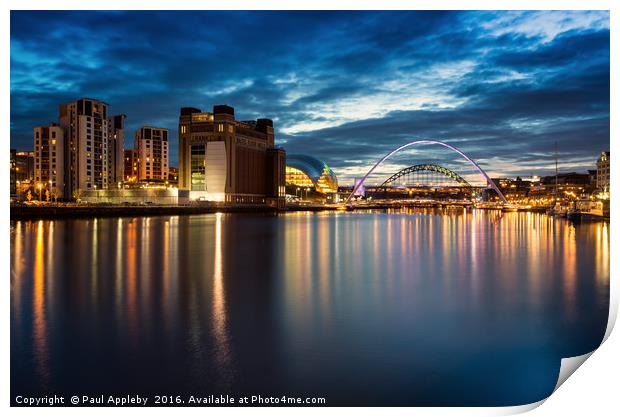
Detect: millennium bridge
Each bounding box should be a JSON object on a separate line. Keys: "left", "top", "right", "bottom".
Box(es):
{"left": 345, "top": 140, "right": 508, "bottom": 206}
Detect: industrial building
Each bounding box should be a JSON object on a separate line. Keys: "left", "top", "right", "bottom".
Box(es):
{"left": 178, "top": 105, "right": 285, "bottom": 207}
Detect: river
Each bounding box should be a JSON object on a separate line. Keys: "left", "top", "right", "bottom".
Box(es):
{"left": 10, "top": 209, "right": 610, "bottom": 406}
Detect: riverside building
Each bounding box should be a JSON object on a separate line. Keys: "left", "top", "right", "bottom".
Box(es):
{"left": 124, "top": 149, "right": 139, "bottom": 182}
{"left": 33, "top": 124, "right": 65, "bottom": 199}
{"left": 178, "top": 105, "right": 286, "bottom": 206}
{"left": 596, "top": 151, "right": 610, "bottom": 192}
{"left": 108, "top": 114, "right": 126, "bottom": 187}
{"left": 59, "top": 98, "right": 110, "bottom": 195}
{"left": 31, "top": 98, "right": 126, "bottom": 199}
{"left": 57, "top": 98, "right": 127, "bottom": 197}
{"left": 134, "top": 126, "right": 169, "bottom": 182}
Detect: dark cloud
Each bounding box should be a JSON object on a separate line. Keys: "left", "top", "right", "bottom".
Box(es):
{"left": 10, "top": 10, "right": 609, "bottom": 182}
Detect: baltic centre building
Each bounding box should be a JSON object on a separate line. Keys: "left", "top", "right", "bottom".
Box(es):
{"left": 178, "top": 105, "right": 285, "bottom": 206}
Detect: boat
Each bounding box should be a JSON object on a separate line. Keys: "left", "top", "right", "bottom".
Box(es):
{"left": 567, "top": 200, "right": 609, "bottom": 221}
{"left": 546, "top": 203, "right": 569, "bottom": 217}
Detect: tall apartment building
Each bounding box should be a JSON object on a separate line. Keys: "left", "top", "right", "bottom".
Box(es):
{"left": 134, "top": 126, "right": 169, "bottom": 181}
{"left": 596, "top": 151, "right": 610, "bottom": 191}
{"left": 108, "top": 114, "right": 126, "bottom": 187}
{"left": 124, "top": 149, "right": 139, "bottom": 182}
{"left": 178, "top": 104, "right": 286, "bottom": 205}
{"left": 59, "top": 98, "right": 110, "bottom": 195}
{"left": 56, "top": 98, "right": 126, "bottom": 196}
{"left": 33, "top": 124, "right": 65, "bottom": 199}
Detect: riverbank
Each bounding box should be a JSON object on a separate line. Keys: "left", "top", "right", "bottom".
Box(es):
{"left": 10, "top": 201, "right": 553, "bottom": 221}
{"left": 10, "top": 203, "right": 281, "bottom": 220}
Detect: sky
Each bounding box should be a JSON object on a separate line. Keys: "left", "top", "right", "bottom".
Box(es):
{"left": 10, "top": 10, "right": 610, "bottom": 184}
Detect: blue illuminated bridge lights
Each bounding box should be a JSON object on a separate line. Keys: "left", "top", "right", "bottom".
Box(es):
{"left": 345, "top": 139, "right": 508, "bottom": 205}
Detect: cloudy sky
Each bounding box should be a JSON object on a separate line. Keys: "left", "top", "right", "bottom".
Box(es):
{"left": 10, "top": 10, "right": 609, "bottom": 184}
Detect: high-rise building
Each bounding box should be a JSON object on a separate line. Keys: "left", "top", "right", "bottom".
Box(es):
{"left": 107, "top": 114, "right": 126, "bottom": 187}
{"left": 135, "top": 126, "right": 169, "bottom": 182}
{"left": 596, "top": 151, "right": 610, "bottom": 191}
{"left": 178, "top": 105, "right": 286, "bottom": 205}
{"left": 124, "top": 149, "right": 139, "bottom": 182}
{"left": 33, "top": 124, "right": 65, "bottom": 199}
{"left": 59, "top": 98, "right": 110, "bottom": 196}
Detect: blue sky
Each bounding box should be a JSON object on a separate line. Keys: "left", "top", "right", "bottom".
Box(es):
{"left": 10, "top": 11, "right": 609, "bottom": 184}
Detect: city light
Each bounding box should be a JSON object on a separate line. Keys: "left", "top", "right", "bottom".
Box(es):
{"left": 7, "top": 10, "right": 611, "bottom": 409}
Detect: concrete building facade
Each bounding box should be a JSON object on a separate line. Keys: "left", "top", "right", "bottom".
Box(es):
{"left": 135, "top": 126, "right": 169, "bottom": 182}
{"left": 58, "top": 98, "right": 111, "bottom": 196}
{"left": 27, "top": 98, "right": 129, "bottom": 198}
{"left": 178, "top": 105, "right": 285, "bottom": 206}
{"left": 33, "top": 124, "right": 65, "bottom": 199}
{"left": 124, "top": 149, "right": 139, "bottom": 182}
{"left": 108, "top": 114, "right": 126, "bottom": 187}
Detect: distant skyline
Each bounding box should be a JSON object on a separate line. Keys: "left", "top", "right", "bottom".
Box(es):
{"left": 10, "top": 10, "right": 609, "bottom": 183}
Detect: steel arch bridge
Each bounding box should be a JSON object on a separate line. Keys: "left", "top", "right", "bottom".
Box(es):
{"left": 380, "top": 163, "right": 472, "bottom": 188}
{"left": 345, "top": 139, "right": 507, "bottom": 204}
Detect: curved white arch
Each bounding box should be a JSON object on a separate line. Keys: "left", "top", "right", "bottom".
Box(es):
{"left": 345, "top": 140, "right": 507, "bottom": 204}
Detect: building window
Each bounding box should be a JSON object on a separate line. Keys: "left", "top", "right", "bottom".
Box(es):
{"left": 190, "top": 144, "right": 206, "bottom": 191}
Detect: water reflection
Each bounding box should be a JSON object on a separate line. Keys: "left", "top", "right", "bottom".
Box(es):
{"left": 33, "top": 221, "right": 49, "bottom": 389}
{"left": 212, "top": 212, "right": 232, "bottom": 386}
{"left": 10, "top": 210, "right": 610, "bottom": 406}
{"left": 126, "top": 218, "right": 138, "bottom": 346}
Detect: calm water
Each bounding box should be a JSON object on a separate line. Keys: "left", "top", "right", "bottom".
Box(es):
{"left": 10, "top": 209, "right": 609, "bottom": 406}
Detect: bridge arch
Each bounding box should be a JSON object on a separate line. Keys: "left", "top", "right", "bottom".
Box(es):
{"left": 380, "top": 163, "right": 472, "bottom": 188}
{"left": 345, "top": 140, "right": 507, "bottom": 204}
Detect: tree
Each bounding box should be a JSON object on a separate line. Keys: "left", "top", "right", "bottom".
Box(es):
{"left": 50, "top": 188, "right": 59, "bottom": 203}
{"left": 45, "top": 190, "right": 50, "bottom": 202}
{"left": 26, "top": 190, "right": 32, "bottom": 202}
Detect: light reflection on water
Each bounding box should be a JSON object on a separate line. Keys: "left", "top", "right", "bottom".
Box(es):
{"left": 10, "top": 209, "right": 609, "bottom": 406}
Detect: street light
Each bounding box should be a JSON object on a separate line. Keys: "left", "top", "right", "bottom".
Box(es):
{"left": 37, "top": 182, "right": 42, "bottom": 201}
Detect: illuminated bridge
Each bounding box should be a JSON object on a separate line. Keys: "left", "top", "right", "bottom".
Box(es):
{"left": 380, "top": 163, "right": 473, "bottom": 188}
{"left": 346, "top": 140, "right": 507, "bottom": 204}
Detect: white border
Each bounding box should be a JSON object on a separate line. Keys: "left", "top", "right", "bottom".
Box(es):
{"left": 3, "top": 1, "right": 617, "bottom": 416}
